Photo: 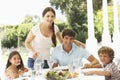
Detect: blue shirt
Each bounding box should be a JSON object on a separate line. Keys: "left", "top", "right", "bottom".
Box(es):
{"left": 51, "top": 43, "right": 91, "bottom": 66}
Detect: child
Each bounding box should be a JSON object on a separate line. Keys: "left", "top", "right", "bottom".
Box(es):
{"left": 5, "top": 51, "right": 28, "bottom": 79}
{"left": 84, "top": 46, "right": 120, "bottom": 80}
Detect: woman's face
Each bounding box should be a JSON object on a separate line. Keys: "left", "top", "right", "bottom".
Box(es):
{"left": 42, "top": 11, "right": 55, "bottom": 25}
{"left": 9, "top": 54, "right": 21, "bottom": 66}
{"left": 99, "top": 53, "right": 111, "bottom": 65}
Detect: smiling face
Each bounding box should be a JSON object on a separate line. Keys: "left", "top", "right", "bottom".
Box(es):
{"left": 42, "top": 11, "right": 55, "bottom": 25}
{"left": 98, "top": 46, "right": 114, "bottom": 65}
{"left": 98, "top": 53, "right": 112, "bottom": 65}
{"left": 62, "top": 29, "right": 76, "bottom": 52}
{"left": 9, "top": 54, "right": 21, "bottom": 66}
{"left": 63, "top": 35, "right": 75, "bottom": 48}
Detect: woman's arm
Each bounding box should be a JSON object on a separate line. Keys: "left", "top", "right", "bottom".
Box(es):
{"left": 25, "top": 31, "right": 38, "bottom": 59}
{"left": 25, "top": 31, "right": 35, "bottom": 53}
{"left": 73, "top": 40, "right": 86, "bottom": 48}
{"left": 56, "top": 32, "right": 63, "bottom": 44}
{"left": 56, "top": 32, "right": 86, "bottom": 48}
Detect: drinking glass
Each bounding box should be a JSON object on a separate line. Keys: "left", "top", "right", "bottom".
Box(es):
{"left": 69, "top": 61, "right": 76, "bottom": 79}
{"left": 47, "top": 59, "right": 54, "bottom": 70}
{"left": 34, "top": 57, "right": 44, "bottom": 75}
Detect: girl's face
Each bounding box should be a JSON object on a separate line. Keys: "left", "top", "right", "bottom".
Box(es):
{"left": 99, "top": 53, "right": 111, "bottom": 65}
{"left": 9, "top": 54, "right": 21, "bottom": 66}
{"left": 43, "top": 11, "right": 55, "bottom": 25}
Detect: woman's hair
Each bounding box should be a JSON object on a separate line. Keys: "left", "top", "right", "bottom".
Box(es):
{"left": 42, "top": 7, "right": 56, "bottom": 47}
{"left": 98, "top": 46, "right": 114, "bottom": 62}
{"left": 6, "top": 51, "right": 25, "bottom": 70}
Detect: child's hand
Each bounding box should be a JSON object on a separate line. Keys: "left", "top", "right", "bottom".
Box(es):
{"left": 23, "top": 68, "right": 28, "bottom": 72}
{"left": 19, "top": 67, "right": 28, "bottom": 75}
{"left": 18, "top": 69, "right": 24, "bottom": 75}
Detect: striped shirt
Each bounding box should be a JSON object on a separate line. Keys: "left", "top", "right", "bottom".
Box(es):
{"left": 102, "top": 62, "right": 120, "bottom": 80}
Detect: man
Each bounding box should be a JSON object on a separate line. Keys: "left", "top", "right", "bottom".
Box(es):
{"left": 51, "top": 28, "right": 99, "bottom": 68}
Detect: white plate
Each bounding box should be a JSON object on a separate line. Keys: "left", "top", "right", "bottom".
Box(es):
{"left": 53, "top": 66, "right": 69, "bottom": 70}
{"left": 81, "top": 68, "right": 103, "bottom": 72}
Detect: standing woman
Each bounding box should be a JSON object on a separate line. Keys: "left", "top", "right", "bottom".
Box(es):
{"left": 25, "top": 7, "right": 85, "bottom": 69}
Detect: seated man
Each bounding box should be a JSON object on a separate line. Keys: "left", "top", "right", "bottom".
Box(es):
{"left": 51, "top": 28, "right": 99, "bottom": 68}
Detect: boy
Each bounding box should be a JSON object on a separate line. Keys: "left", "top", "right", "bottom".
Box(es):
{"left": 84, "top": 46, "right": 120, "bottom": 80}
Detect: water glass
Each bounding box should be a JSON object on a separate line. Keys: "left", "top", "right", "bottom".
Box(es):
{"left": 47, "top": 59, "right": 54, "bottom": 69}
{"left": 34, "top": 58, "right": 44, "bottom": 75}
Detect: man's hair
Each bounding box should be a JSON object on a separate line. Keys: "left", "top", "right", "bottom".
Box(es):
{"left": 62, "top": 28, "right": 76, "bottom": 38}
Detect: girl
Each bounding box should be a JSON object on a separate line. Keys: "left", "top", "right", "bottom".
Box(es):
{"left": 5, "top": 51, "right": 28, "bottom": 79}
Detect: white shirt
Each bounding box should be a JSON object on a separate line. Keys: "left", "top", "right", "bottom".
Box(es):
{"left": 29, "top": 24, "right": 59, "bottom": 59}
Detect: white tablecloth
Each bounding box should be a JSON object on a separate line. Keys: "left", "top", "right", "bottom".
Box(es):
{"left": 14, "top": 67, "right": 105, "bottom": 80}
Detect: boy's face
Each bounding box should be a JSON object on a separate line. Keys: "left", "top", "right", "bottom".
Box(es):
{"left": 99, "top": 53, "right": 112, "bottom": 65}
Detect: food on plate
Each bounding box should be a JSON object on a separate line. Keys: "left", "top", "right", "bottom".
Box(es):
{"left": 46, "top": 70, "right": 69, "bottom": 80}
{"left": 46, "top": 70, "right": 79, "bottom": 80}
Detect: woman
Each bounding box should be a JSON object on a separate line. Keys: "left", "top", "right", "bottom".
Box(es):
{"left": 25, "top": 7, "right": 85, "bottom": 69}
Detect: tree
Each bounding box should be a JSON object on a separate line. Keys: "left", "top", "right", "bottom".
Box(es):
{"left": 50, "top": 0, "right": 111, "bottom": 43}
{"left": 22, "top": 15, "right": 40, "bottom": 24}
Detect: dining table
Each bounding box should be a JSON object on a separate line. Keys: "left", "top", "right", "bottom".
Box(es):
{"left": 14, "top": 66, "right": 105, "bottom": 80}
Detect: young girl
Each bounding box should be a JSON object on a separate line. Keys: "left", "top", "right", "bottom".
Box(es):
{"left": 5, "top": 51, "right": 28, "bottom": 79}
{"left": 84, "top": 46, "right": 120, "bottom": 80}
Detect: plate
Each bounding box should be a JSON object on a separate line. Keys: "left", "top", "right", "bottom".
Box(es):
{"left": 81, "top": 68, "right": 103, "bottom": 72}
{"left": 53, "top": 66, "right": 69, "bottom": 71}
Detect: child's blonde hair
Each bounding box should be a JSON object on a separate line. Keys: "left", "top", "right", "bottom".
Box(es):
{"left": 98, "top": 46, "right": 114, "bottom": 62}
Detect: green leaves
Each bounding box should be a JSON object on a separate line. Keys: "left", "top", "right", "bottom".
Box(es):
{"left": 46, "top": 70, "right": 69, "bottom": 80}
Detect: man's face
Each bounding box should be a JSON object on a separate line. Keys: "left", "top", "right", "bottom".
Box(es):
{"left": 63, "top": 35, "right": 74, "bottom": 47}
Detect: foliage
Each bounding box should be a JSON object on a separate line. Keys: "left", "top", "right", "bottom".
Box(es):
{"left": 94, "top": 5, "right": 120, "bottom": 42}
{"left": 1, "top": 23, "right": 34, "bottom": 48}
{"left": 50, "top": 0, "right": 112, "bottom": 43}
{"left": 56, "top": 22, "right": 69, "bottom": 32}
{"left": 22, "top": 15, "right": 40, "bottom": 24}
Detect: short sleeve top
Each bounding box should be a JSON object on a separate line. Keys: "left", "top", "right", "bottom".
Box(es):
{"left": 51, "top": 43, "right": 91, "bottom": 66}
{"left": 29, "top": 24, "right": 59, "bottom": 59}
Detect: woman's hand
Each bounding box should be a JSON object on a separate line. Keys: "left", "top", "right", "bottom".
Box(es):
{"left": 74, "top": 40, "right": 86, "bottom": 48}
{"left": 32, "top": 51, "right": 39, "bottom": 60}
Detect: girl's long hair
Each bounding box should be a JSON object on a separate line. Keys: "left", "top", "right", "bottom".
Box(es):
{"left": 6, "top": 51, "right": 25, "bottom": 70}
